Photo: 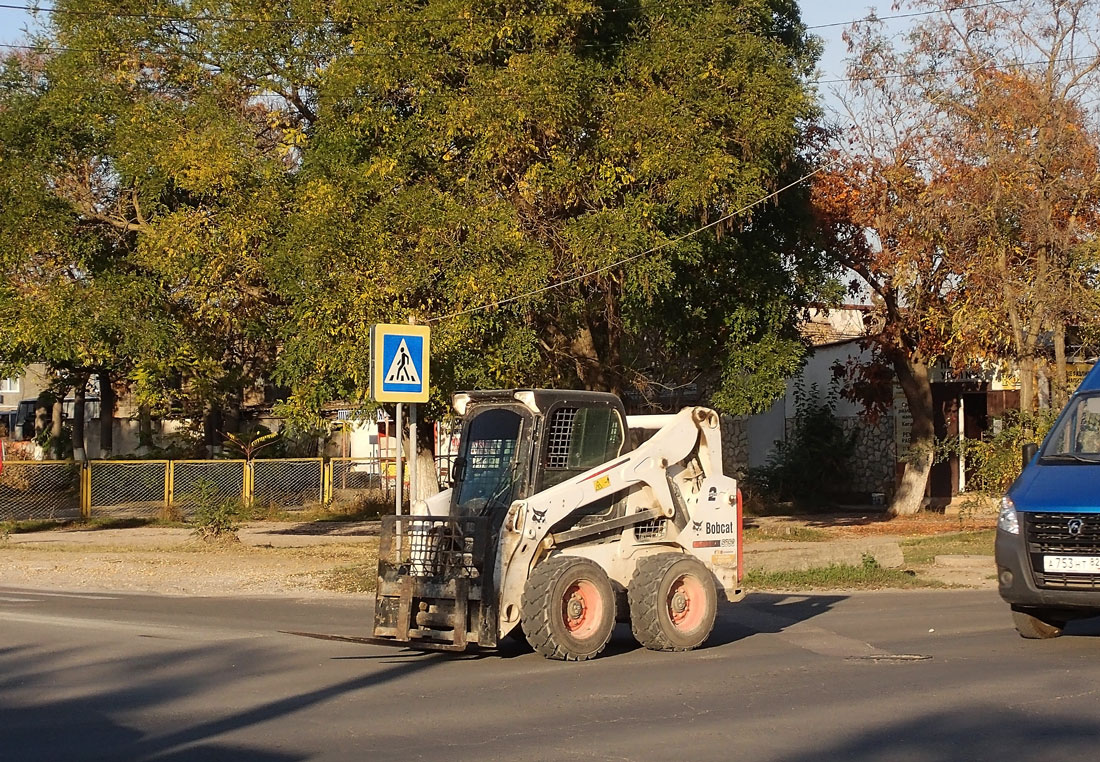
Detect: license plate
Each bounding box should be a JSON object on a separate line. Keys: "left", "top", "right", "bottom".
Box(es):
{"left": 1043, "top": 555, "right": 1100, "bottom": 573}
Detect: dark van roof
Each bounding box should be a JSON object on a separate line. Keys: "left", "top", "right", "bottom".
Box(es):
{"left": 1079, "top": 362, "right": 1100, "bottom": 393}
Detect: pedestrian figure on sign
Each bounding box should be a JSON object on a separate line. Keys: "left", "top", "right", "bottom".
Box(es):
{"left": 394, "top": 345, "right": 412, "bottom": 382}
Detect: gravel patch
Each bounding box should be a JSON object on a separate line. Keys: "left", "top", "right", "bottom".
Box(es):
{"left": 1, "top": 525, "right": 379, "bottom": 598}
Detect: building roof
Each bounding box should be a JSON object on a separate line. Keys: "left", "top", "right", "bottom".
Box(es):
{"left": 799, "top": 306, "right": 870, "bottom": 348}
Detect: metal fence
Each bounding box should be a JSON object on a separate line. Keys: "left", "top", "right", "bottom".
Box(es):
{"left": 252, "top": 458, "right": 323, "bottom": 509}
{"left": 0, "top": 461, "right": 82, "bottom": 520}
{"left": 170, "top": 460, "right": 248, "bottom": 516}
{"left": 88, "top": 460, "right": 169, "bottom": 519}
{"left": 327, "top": 457, "right": 397, "bottom": 506}
{"left": 0, "top": 457, "right": 424, "bottom": 521}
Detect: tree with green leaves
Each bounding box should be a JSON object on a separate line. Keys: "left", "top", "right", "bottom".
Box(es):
{"left": 275, "top": 0, "right": 837, "bottom": 421}
{"left": 0, "top": 7, "right": 292, "bottom": 453}
{"left": 2, "top": 0, "right": 837, "bottom": 464}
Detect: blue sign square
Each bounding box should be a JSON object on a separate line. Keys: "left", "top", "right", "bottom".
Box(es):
{"left": 380, "top": 333, "right": 425, "bottom": 393}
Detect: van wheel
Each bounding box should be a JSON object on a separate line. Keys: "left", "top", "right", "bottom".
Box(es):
{"left": 521, "top": 556, "right": 616, "bottom": 661}
{"left": 1011, "top": 607, "right": 1065, "bottom": 639}
{"left": 629, "top": 553, "right": 717, "bottom": 651}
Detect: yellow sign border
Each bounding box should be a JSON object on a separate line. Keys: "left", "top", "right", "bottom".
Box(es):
{"left": 370, "top": 324, "right": 431, "bottom": 403}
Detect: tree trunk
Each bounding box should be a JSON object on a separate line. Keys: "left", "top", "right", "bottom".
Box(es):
{"left": 1053, "top": 321, "right": 1069, "bottom": 409}
{"left": 571, "top": 315, "right": 624, "bottom": 394}
{"left": 414, "top": 446, "right": 440, "bottom": 499}
{"left": 1018, "top": 355, "right": 1035, "bottom": 413}
{"left": 889, "top": 358, "right": 935, "bottom": 516}
{"left": 137, "top": 405, "right": 154, "bottom": 454}
{"left": 224, "top": 388, "right": 242, "bottom": 436}
{"left": 570, "top": 322, "right": 607, "bottom": 391}
{"left": 51, "top": 396, "right": 64, "bottom": 459}
{"left": 72, "top": 378, "right": 87, "bottom": 462}
{"left": 414, "top": 419, "right": 440, "bottom": 499}
{"left": 33, "top": 395, "right": 50, "bottom": 460}
{"left": 203, "top": 402, "right": 223, "bottom": 458}
{"left": 99, "top": 369, "right": 115, "bottom": 458}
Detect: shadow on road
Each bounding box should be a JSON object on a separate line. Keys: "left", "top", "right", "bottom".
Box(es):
{"left": 773, "top": 707, "right": 1100, "bottom": 761}
{"left": 710, "top": 592, "right": 848, "bottom": 646}
{"left": 0, "top": 636, "right": 443, "bottom": 761}
{"left": 258, "top": 521, "right": 380, "bottom": 537}
{"left": 326, "top": 591, "right": 852, "bottom": 661}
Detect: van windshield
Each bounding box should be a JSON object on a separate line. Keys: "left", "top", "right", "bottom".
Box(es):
{"left": 1041, "top": 393, "right": 1100, "bottom": 463}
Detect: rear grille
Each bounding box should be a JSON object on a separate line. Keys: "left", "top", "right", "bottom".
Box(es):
{"left": 1025, "top": 512, "right": 1100, "bottom": 589}
{"left": 633, "top": 517, "right": 667, "bottom": 542}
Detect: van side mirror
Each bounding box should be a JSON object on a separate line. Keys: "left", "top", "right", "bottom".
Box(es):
{"left": 1022, "top": 443, "right": 1038, "bottom": 470}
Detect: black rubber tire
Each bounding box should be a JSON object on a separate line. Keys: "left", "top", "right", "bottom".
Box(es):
{"left": 1011, "top": 607, "right": 1065, "bottom": 639}
{"left": 521, "top": 555, "right": 616, "bottom": 661}
{"left": 629, "top": 553, "right": 717, "bottom": 652}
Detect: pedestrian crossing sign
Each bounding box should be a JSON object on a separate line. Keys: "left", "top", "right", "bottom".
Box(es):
{"left": 370, "top": 324, "right": 430, "bottom": 402}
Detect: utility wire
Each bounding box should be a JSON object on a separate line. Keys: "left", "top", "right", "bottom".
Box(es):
{"left": 428, "top": 39, "right": 1072, "bottom": 325}
{"left": 2, "top": 42, "right": 1088, "bottom": 93}
{"left": 0, "top": 0, "right": 1022, "bottom": 30}
{"left": 428, "top": 157, "right": 841, "bottom": 323}
{"left": 815, "top": 53, "right": 1099, "bottom": 85}
{"left": 806, "top": 0, "right": 1021, "bottom": 30}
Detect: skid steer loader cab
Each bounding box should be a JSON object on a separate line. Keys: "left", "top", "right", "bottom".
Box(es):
{"left": 450, "top": 403, "right": 532, "bottom": 518}
{"left": 451, "top": 390, "right": 628, "bottom": 516}
{"left": 370, "top": 388, "right": 742, "bottom": 659}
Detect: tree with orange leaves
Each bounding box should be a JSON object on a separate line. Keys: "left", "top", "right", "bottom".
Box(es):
{"left": 911, "top": 0, "right": 1100, "bottom": 410}
{"left": 813, "top": 14, "right": 958, "bottom": 515}
{"left": 816, "top": 0, "right": 1100, "bottom": 514}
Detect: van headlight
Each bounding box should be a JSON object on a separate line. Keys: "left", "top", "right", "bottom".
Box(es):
{"left": 998, "top": 496, "right": 1020, "bottom": 535}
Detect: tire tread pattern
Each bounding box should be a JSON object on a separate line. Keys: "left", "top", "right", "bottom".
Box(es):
{"left": 521, "top": 555, "right": 614, "bottom": 661}
{"left": 629, "top": 553, "right": 715, "bottom": 652}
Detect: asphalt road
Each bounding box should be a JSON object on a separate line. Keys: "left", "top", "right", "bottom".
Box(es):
{"left": 4, "top": 586, "right": 1100, "bottom": 762}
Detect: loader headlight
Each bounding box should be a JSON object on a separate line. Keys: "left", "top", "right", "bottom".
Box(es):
{"left": 513, "top": 390, "right": 540, "bottom": 414}
{"left": 998, "top": 496, "right": 1020, "bottom": 535}
{"left": 452, "top": 393, "right": 471, "bottom": 415}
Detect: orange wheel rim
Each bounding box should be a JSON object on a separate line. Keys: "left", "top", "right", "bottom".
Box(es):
{"left": 561, "top": 579, "right": 603, "bottom": 639}
{"left": 667, "top": 573, "right": 706, "bottom": 632}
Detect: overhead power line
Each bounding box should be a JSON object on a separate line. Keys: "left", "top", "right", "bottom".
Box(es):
{"left": 0, "top": 38, "right": 1087, "bottom": 94}
{"left": 805, "top": 0, "right": 1021, "bottom": 30}
{"left": 0, "top": 0, "right": 1021, "bottom": 31}
{"left": 429, "top": 158, "right": 840, "bottom": 323}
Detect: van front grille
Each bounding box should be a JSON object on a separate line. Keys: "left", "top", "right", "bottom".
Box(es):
{"left": 1025, "top": 512, "right": 1100, "bottom": 553}
{"left": 1025, "top": 512, "right": 1100, "bottom": 589}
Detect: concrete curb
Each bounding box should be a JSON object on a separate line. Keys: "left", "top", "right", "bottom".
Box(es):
{"left": 744, "top": 538, "right": 905, "bottom": 573}
{"left": 6, "top": 521, "right": 381, "bottom": 549}
{"left": 933, "top": 554, "right": 995, "bottom": 568}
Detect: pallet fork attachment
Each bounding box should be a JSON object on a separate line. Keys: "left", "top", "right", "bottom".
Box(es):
{"left": 371, "top": 515, "right": 498, "bottom": 651}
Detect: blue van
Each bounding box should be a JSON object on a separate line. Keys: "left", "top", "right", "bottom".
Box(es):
{"left": 996, "top": 361, "right": 1100, "bottom": 638}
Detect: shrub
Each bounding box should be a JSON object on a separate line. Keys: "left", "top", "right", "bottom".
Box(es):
{"left": 963, "top": 409, "right": 1057, "bottom": 495}
{"left": 750, "top": 382, "right": 856, "bottom": 508}
{"left": 188, "top": 479, "right": 240, "bottom": 540}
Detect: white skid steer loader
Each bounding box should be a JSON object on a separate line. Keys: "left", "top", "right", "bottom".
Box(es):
{"left": 370, "top": 389, "right": 743, "bottom": 660}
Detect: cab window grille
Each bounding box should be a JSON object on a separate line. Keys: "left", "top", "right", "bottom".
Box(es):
{"left": 546, "top": 408, "right": 577, "bottom": 469}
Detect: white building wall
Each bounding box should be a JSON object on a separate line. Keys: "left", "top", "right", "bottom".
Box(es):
{"left": 784, "top": 341, "right": 875, "bottom": 419}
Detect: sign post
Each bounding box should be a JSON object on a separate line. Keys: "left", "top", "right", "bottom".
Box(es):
{"left": 370, "top": 324, "right": 430, "bottom": 515}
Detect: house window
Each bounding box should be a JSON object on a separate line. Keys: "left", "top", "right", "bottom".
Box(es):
{"left": 0, "top": 378, "right": 18, "bottom": 394}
